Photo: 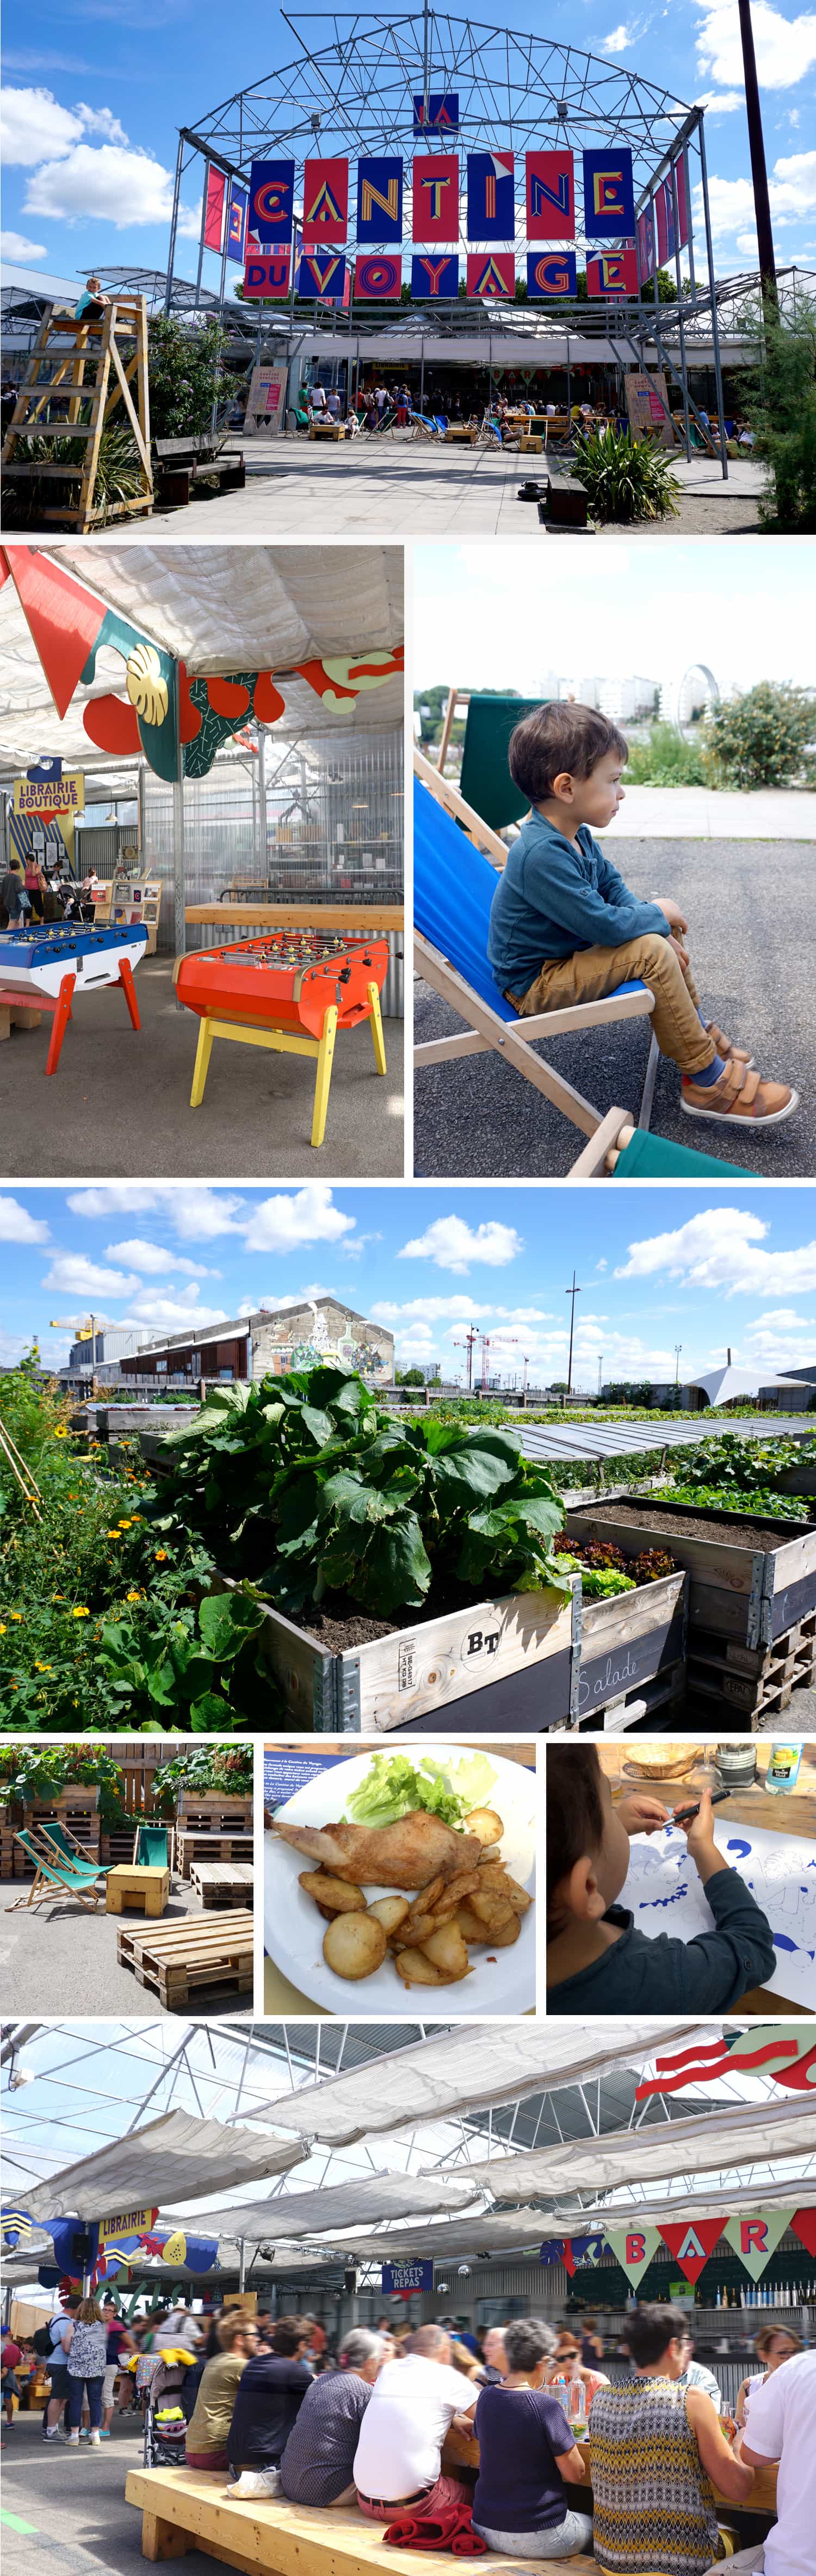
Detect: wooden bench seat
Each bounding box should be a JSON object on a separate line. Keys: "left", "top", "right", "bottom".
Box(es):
{"left": 154, "top": 436, "right": 245, "bottom": 508}
{"left": 124, "top": 2468, "right": 600, "bottom": 2574}
{"left": 539, "top": 463, "right": 589, "bottom": 528}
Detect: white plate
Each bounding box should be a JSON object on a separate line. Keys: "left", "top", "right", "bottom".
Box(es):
{"left": 264, "top": 1750, "right": 536, "bottom": 2015}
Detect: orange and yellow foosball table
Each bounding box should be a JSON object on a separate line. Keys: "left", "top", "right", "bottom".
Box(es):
{"left": 174, "top": 927, "right": 389, "bottom": 1148}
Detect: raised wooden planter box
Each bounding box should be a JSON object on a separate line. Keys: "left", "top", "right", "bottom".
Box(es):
{"left": 575, "top": 1571, "right": 687, "bottom": 1727}
{"left": 177, "top": 1793, "right": 253, "bottom": 1832}
{"left": 566, "top": 1494, "right": 816, "bottom": 1652}
{"left": 174, "top": 1829, "right": 254, "bottom": 1880}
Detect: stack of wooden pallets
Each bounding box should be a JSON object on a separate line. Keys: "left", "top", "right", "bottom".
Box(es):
{"left": 116, "top": 1909, "right": 254, "bottom": 2008}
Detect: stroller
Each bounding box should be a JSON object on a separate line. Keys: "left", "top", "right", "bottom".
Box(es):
{"left": 141, "top": 2349, "right": 196, "bottom": 2469}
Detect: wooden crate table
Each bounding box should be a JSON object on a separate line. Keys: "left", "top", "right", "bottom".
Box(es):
{"left": 106, "top": 1863, "right": 170, "bottom": 1917}
{"left": 124, "top": 2468, "right": 602, "bottom": 2572}
{"left": 189, "top": 1860, "right": 254, "bottom": 1910}
{"left": 308, "top": 421, "right": 345, "bottom": 438}
{"left": 117, "top": 1908, "right": 254, "bottom": 2006}
{"left": 175, "top": 1830, "right": 254, "bottom": 1881}
{"left": 0, "top": 987, "right": 44, "bottom": 1041}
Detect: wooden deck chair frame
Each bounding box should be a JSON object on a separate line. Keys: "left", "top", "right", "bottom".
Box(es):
{"left": 413, "top": 746, "right": 660, "bottom": 1147}
{"left": 11, "top": 1828, "right": 107, "bottom": 1911}
{"left": 38, "top": 1818, "right": 110, "bottom": 1876}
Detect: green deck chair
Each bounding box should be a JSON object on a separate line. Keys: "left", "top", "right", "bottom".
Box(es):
{"left": 11, "top": 1828, "right": 107, "bottom": 1912}
{"left": 459, "top": 694, "right": 546, "bottom": 832}
{"left": 134, "top": 1823, "right": 169, "bottom": 1868}
{"left": 39, "top": 1819, "right": 114, "bottom": 1876}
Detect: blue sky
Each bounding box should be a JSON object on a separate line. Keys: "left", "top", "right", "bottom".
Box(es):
{"left": 4, "top": 1181, "right": 816, "bottom": 1388}
{"left": 2, "top": 1, "right": 814, "bottom": 281}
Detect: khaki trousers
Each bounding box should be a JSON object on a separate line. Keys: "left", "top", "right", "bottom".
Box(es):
{"left": 508, "top": 934, "right": 716, "bottom": 1076}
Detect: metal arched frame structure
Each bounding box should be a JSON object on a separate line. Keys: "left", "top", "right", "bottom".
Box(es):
{"left": 672, "top": 662, "right": 721, "bottom": 737}
{"left": 164, "top": 9, "right": 731, "bottom": 474}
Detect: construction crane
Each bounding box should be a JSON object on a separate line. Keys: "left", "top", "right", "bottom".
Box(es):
{"left": 477, "top": 1331, "right": 518, "bottom": 1392}
{"left": 453, "top": 1324, "right": 479, "bottom": 1390}
{"left": 49, "top": 1313, "right": 98, "bottom": 1395}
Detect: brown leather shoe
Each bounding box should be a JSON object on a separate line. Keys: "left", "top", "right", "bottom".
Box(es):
{"left": 705, "top": 1021, "right": 753, "bottom": 1065}
{"left": 681, "top": 1060, "right": 799, "bottom": 1126}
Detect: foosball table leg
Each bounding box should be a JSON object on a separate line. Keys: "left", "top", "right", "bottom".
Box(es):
{"left": 311, "top": 1004, "right": 338, "bottom": 1148}
{"left": 189, "top": 1016, "right": 215, "bottom": 1108}
{"left": 367, "top": 979, "right": 387, "bottom": 1076}
{"left": 118, "top": 954, "right": 142, "bottom": 1031}
{"left": 45, "top": 972, "right": 76, "bottom": 1075}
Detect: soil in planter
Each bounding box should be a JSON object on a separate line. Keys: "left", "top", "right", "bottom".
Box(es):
{"left": 584, "top": 1502, "right": 798, "bottom": 1551}
{"left": 300, "top": 1607, "right": 397, "bottom": 1650}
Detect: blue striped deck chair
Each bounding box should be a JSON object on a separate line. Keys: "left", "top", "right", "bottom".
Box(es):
{"left": 413, "top": 751, "right": 660, "bottom": 1151}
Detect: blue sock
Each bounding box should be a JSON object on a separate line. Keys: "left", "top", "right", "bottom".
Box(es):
{"left": 688, "top": 1051, "right": 726, "bottom": 1088}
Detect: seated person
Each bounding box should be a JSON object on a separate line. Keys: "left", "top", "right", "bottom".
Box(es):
{"left": 75, "top": 276, "right": 109, "bottom": 320}
{"left": 486, "top": 700, "right": 797, "bottom": 1128}
{"left": 547, "top": 2329, "right": 609, "bottom": 2412}
{"left": 186, "top": 2313, "right": 258, "bottom": 2470}
{"left": 589, "top": 2303, "right": 753, "bottom": 2576}
{"left": 732, "top": 2344, "right": 814, "bottom": 2576}
{"left": 226, "top": 2316, "right": 312, "bottom": 2499}
{"left": 677, "top": 2330, "right": 722, "bottom": 2414}
{"left": 353, "top": 2324, "right": 477, "bottom": 2523}
{"left": 280, "top": 2329, "right": 386, "bottom": 2505}
{"left": 735, "top": 2324, "right": 803, "bottom": 2427}
{"left": 472, "top": 2316, "right": 593, "bottom": 2558}
{"left": 546, "top": 1747, "right": 775, "bottom": 2011}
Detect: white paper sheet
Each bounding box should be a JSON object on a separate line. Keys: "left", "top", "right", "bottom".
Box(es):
{"left": 622, "top": 1820, "right": 816, "bottom": 2009}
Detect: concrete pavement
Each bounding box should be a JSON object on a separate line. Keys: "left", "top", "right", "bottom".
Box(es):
{"left": 0, "top": 1875, "right": 253, "bottom": 2018}
{"left": 610, "top": 786, "right": 816, "bottom": 839}
{"left": 1, "top": 2408, "right": 214, "bottom": 2576}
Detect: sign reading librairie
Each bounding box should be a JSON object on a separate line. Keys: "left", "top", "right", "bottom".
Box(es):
{"left": 382, "top": 2259, "right": 434, "bottom": 2294}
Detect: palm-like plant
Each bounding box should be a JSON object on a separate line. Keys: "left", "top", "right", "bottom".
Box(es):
{"left": 572, "top": 423, "right": 682, "bottom": 524}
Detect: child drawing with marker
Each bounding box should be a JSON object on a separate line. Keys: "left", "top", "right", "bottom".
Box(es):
{"left": 546, "top": 1744, "right": 776, "bottom": 2014}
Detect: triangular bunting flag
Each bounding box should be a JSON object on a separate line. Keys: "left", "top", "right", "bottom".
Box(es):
{"left": 604, "top": 2226, "right": 662, "bottom": 2289}
{"left": 791, "top": 2207, "right": 816, "bottom": 2259}
{"left": 722, "top": 2209, "right": 794, "bottom": 2281}
{"left": 658, "top": 2219, "right": 725, "bottom": 2284}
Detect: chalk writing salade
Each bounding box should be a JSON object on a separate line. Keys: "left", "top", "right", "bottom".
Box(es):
{"left": 622, "top": 1822, "right": 816, "bottom": 2009}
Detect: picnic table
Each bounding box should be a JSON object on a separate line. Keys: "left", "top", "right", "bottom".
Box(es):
{"left": 442, "top": 2420, "right": 778, "bottom": 2519}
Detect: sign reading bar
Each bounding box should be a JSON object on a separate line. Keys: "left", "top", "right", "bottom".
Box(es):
{"left": 381, "top": 2259, "right": 434, "bottom": 2294}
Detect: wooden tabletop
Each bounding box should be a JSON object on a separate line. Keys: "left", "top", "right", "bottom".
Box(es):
{"left": 603, "top": 1742, "right": 816, "bottom": 1835}
{"left": 263, "top": 1738, "right": 536, "bottom": 1766}
{"left": 443, "top": 2424, "right": 777, "bottom": 2518}
{"left": 184, "top": 904, "right": 404, "bottom": 931}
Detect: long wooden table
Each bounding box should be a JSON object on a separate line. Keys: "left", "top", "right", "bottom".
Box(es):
{"left": 443, "top": 2421, "right": 778, "bottom": 2517}
{"left": 185, "top": 905, "right": 403, "bottom": 931}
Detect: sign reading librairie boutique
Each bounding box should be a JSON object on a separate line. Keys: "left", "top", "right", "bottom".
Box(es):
{"left": 382, "top": 2259, "right": 434, "bottom": 2294}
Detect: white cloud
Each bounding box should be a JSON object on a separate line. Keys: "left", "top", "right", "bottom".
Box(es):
{"left": 696, "top": 0, "right": 816, "bottom": 91}
{"left": 73, "top": 101, "right": 128, "bottom": 143}
{"left": 1, "top": 228, "right": 48, "bottom": 259}
{"left": 0, "top": 1195, "right": 51, "bottom": 1245}
{"left": 25, "top": 141, "right": 199, "bottom": 233}
{"left": 242, "top": 1187, "right": 355, "bottom": 1256}
{"left": 1, "top": 86, "right": 85, "bottom": 163}
{"left": 694, "top": 89, "right": 745, "bottom": 110}
{"left": 119, "top": 1294, "right": 228, "bottom": 1331}
{"left": 42, "top": 1254, "right": 141, "bottom": 1301}
{"left": 67, "top": 1184, "right": 163, "bottom": 1217}
{"left": 66, "top": 1183, "right": 245, "bottom": 1237}
{"left": 603, "top": 22, "right": 633, "bottom": 48}
{"left": 744, "top": 1307, "right": 815, "bottom": 1335}
{"left": 694, "top": 147, "right": 816, "bottom": 254}
{"left": 596, "top": 1257, "right": 608, "bottom": 1273}
{"left": 104, "top": 1238, "right": 211, "bottom": 1277}
{"left": 615, "top": 1209, "right": 816, "bottom": 1298}
{"left": 0, "top": 1330, "right": 32, "bottom": 1367}
{"left": 398, "top": 1216, "right": 522, "bottom": 1274}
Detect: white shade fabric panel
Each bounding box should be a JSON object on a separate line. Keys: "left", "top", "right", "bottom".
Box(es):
{"left": 24, "top": 2111, "right": 306, "bottom": 2220}
{"left": 257, "top": 2024, "right": 717, "bottom": 2148}
{"left": 0, "top": 543, "right": 403, "bottom": 765}
{"left": 437, "top": 2096, "right": 816, "bottom": 2204}
{"left": 340, "top": 2209, "right": 554, "bottom": 2263}
{"left": 167, "top": 2173, "right": 480, "bottom": 2242}
{"left": 556, "top": 2183, "right": 816, "bottom": 2231}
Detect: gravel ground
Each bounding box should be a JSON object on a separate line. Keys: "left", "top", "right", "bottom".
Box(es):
{"left": 1, "top": 2408, "right": 215, "bottom": 2576}
{"left": 0, "top": 1874, "right": 252, "bottom": 2017}
{"left": 415, "top": 836, "right": 816, "bottom": 1177}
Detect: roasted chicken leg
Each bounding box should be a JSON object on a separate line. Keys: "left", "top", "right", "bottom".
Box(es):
{"left": 273, "top": 1810, "right": 482, "bottom": 1889}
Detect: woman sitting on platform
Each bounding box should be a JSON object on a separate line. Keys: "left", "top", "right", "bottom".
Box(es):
{"left": 471, "top": 2316, "right": 594, "bottom": 2559}
{"left": 588, "top": 2302, "right": 753, "bottom": 2576}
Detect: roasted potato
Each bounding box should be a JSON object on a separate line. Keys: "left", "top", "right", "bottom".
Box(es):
{"left": 499, "top": 1873, "right": 533, "bottom": 1916}
{"left": 412, "top": 1871, "right": 446, "bottom": 1914}
{"left": 464, "top": 1807, "right": 504, "bottom": 1847}
{"left": 419, "top": 1920, "right": 472, "bottom": 1981}
{"left": 299, "top": 1869, "right": 366, "bottom": 1913}
{"left": 393, "top": 1946, "right": 445, "bottom": 1986}
{"left": 322, "top": 1913, "right": 387, "bottom": 1980}
{"left": 469, "top": 1886, "right": 517, "bottom": 1930}
{"left": 485, "top": 1913, "right": 522, "bottom": 1949}
{"left": 454, "top": 1900, "right": 491, "bottom": 1944}
{"left": 367, "top": 1895, "right": 411, "bottom": 1937}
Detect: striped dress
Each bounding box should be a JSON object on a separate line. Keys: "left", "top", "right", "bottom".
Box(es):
{"left": 587, "top": 2376, "right": 722, "bottom": 2576}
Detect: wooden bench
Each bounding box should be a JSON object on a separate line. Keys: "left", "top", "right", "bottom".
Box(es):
{"left": 154, "top": 437, "right": 246, "bottom": 508}
{"left": 174, "top": 1830, "right": 254, "bottom": 1881}
{"left": 444, "top": 425, "right": 478, "bottom": 444}
{"left": 539, "top": 463, "right": 590, "bottom": 528}
{"left": 0, "top": 986, "right": 43, "bottom": 1041}
{"left": 308, "top": 421, "right": 345, "bottom": 440}
{"left": 116, "top": 1907, "right": 254, "bottom": 2006}
{"left": 124, "top": 2468, "right": 601, "bottom": 2573}
{"left": 189, "top": 1859, "right": 254, "bottom": 1910}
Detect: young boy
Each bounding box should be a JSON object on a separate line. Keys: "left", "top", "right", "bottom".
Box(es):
{"left": 546, "top": 1744, "right": 776, "bottom": 2011}
{"left": 487, "top": 701, "right": 798, "bottom": 1128}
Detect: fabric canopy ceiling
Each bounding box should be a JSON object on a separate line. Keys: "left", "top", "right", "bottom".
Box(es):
{"left": 438, "top": 2096, "right": 816, "bottom": 2204}
{"left": 339, "top": 2209, "right": 554, "bottom": 2263}
{"left": 555, "top": 2182, "right": 815, "bottom": 2231}
{"left": 0, "top": 543, "right": 403, "bottom": 765}
{"left": 255, "top": 2025, "right": 719, "bottom": 2148}
{"left": 169, "top": 2172, "right": 480, "bottom": 2242}
{"left": 24, "top": 2110, "right": 306, "bottom": 2220}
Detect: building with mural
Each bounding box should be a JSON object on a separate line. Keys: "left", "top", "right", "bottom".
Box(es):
{"left": 118, "top": 1296, "right": 393, "bottom": 1388}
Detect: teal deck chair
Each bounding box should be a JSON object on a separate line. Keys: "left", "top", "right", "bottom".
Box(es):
{"left": 11, "top": 1828, "right": 107, "bottom": 1912}
{"left": 134, "top": 1823, "right": 169, "bottom": 1868}
{"left": 459, "top": 694, "right": 546, "bottom": 833}
{"left": 39, "top": 1819, "right": 114, "bottom": 1877}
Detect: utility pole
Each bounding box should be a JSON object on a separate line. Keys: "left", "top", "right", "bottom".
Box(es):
{"left": 675, "top": 1342, "right": 683, "bottom": 1394}
{"left": 738, "top": 0, "right": 778, "bottom": 312}
{"left": 565, "top": 1270, "right": 582, "bottom": 1397}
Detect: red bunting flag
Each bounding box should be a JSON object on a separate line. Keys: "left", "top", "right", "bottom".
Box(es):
{"left": 658, "top": 2220, "right": 726, "bottom": 2284}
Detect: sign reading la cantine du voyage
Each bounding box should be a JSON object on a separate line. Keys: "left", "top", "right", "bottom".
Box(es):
{"left": 381, "top": 2259, "right": 434, "bottom": 2294}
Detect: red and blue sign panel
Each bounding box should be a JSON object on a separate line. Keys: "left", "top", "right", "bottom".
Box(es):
{"left": 249, "top": 159, "right": 295, "bottom": 244}
{"left": 586, "top": 246, "right": 639, "bottom": 294}
{"left": 636, "top": 206, "right": 654, "bottom": 283}
{"left": 413, "top": 95, "right": 459, "bottom": 130}
{"left": 656, "top": 176, "right": 676, "bottom": 265}
{"left": 582, "top": 147, "right": 635, "bottom": 239}
{"left": 302, "top": 156, "right": 348, "bottom": 243}
{"left": 296, "top": 249, "right": 347, "bottom": 299}
{"left": 243, "top": 252, "right": 292, "bottom": 299}
{"left": 412, "top": 153, "right": 459, "bottom": 240}
{"left": 204, "top": 165, "right": 225, "bottom": 252}
{"left": 411, "top": 253, "right": 459, "bottom": 297}
{"left": 357, "top": 157, "right": 403, "bottom": 242}
{"left": 527, "top": 249, "right": 577, "bottom": 297}
{"left": 225, "top": 183, "right": 248, "bottom": 264}
{"left": 354, "top": 252, "right": 402, "bottom": 299}
{"left": 467, "top": 150, "right": 515, "bottom": 239}
{"left": 466, "top": 250, "right": 515, "bottom": 298}
{"left": 526, "top": 151, "right": 575, "bottom": 240}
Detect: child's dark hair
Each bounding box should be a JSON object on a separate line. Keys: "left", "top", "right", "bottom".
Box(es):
{"left": 546, "top": 1743, "right": 605, "bottom": 1939}
{"left": 508, "top": 701, "right": 628, "bottom": 803}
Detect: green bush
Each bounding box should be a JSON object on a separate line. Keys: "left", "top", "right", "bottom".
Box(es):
{"left": 2, "top": 423, "right": 146, "bottom": 529}
{"left": 701, "top": 681, "right": 816, "bottom": 789}
{"left": 571, "top": 424, "right": 681, "bottom": 524}
{"left": 624, "top": 724, "right": 707, "bottom": 787}
{"left": 146, "top": 315, "right": 228, "bottom": 441}
{"left": 745, "top": 300, "right": 816, "bottom": 532}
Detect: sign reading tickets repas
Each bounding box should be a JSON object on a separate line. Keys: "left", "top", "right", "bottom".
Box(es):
{"left": 244, "top": 363, "right": 288, "bottom": 434}
{"left": 381, "top": 2260, "right": 434, "bottom": 2294}
{"left": 623, "top": 372, "right": 677, "bottom": 448}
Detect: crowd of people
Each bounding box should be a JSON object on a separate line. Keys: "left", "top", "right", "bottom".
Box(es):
{"left": 5, "top": 2291, "right": 809, "bottom": 2575}
{"left": 0, "top": 854, "right": 92, "bottom": 931}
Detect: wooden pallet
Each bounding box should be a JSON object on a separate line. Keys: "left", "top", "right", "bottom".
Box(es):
{"left": 116, "top": 1908, "right": 254, "bottom": 2006}
{"left": 2, "top": 296, "right": 152, "bottom": 530}
{"left": 687, "top": 1609, "right": 816, "bottom": 1722}
{"left": 177, "top": 1795, "right": 253, "bottom": 1830}
{"left": 189, "top": 1860, "right": 254, "bottom": 1909}
{"left": 175, "top": 1830, "right": 254, "bottom": 1881}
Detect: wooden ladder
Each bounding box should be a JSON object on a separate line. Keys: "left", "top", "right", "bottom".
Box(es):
{"left": 1, "top": 294, "right": 153, "bottom": 530}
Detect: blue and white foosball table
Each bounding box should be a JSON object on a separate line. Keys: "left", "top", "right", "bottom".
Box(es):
{"left": 0, "top": 923, "right": 148, "bottom": 1073}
